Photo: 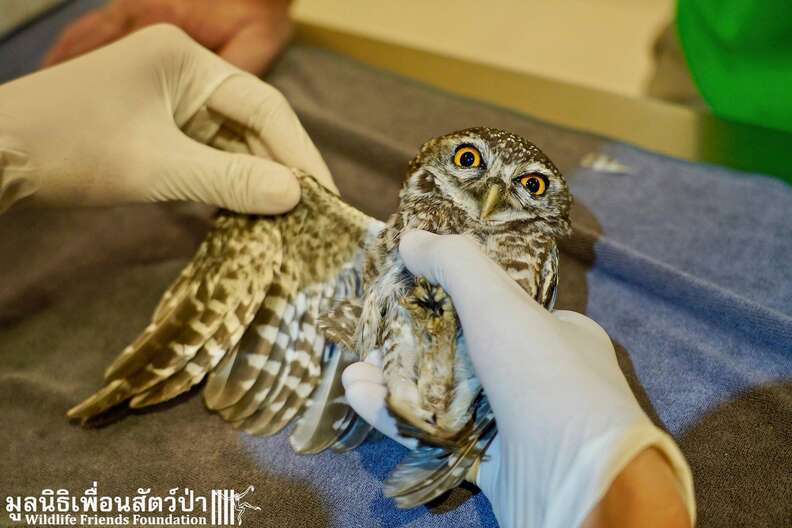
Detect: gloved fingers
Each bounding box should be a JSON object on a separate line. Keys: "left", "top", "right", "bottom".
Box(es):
{"left": 400, "top": 229, "right": 549, "bottom": 320}
{"left": 400, "top": 229, "right": 485, "bottom": 290}
{"left": 342, "top": 361, "right": 417, "bottom": 449}
{"left": 152, "top": 133, "right": 300, "bottom": 214}
{"left": 341, "top": 361, "right": 384, "bottom": 387}
{"left": 206, "top": 75, "right": 337, "bottom": 193}
{"left": 344, "top": 379, "right": 417, "bottom": 450}
{"left": 42, "top": 6, "right": 128, "bottom": 66}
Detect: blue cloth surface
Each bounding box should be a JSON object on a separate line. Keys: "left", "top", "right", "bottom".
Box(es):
{"left": 1, "top": 2, "right": 790, "bottom": 527}
{"left": 572, "top": 143, "right": 791, "bottom": 437}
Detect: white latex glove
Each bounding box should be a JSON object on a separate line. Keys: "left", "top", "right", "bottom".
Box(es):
{"left": 0, "top": 24, "right": 335, "bottom": 214}
{"left": 343, "top": 230, "right": 696, "bottom": 528}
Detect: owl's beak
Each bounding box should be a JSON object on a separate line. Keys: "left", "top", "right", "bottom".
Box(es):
{"left": 479, "top": 184, "right": 502, "bottom": 220}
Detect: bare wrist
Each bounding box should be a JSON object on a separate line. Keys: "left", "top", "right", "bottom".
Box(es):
{"left": 582, "top": 447, "right": 691, "bottom": 528}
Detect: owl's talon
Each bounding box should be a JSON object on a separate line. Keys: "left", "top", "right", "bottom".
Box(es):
{"left": 388, "top": 395, "right": 439, "bottom": 436}
{"left": 402, "top": 277, "right": 454, "bottom": 331}
{"left": 387, "top": 380, "right": 441, "bottom": 436}
{"left": 388, "top": 395, "right": 465, "bottom": 441}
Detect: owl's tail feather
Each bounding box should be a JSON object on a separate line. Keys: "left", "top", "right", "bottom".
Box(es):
{"left": 384, "top": 395, "right": 497, "bottom": 508}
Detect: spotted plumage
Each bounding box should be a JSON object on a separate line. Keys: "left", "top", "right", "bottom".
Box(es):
{"left": 68, "top": 127, "right": 571, "bottom": 508}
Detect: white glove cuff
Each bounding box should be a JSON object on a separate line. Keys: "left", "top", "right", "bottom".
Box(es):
{"left": 477, "top": 424, "right": 696, "bottom": 528}
{"left": 548, "top": 424, "right": 696, "bottom": 528}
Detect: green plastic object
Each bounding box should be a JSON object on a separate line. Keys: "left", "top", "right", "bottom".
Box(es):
{"left": 677, "top": 0, "right": 792, "bottom": 134}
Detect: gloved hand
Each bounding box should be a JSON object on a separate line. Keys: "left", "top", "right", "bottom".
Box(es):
{"left": 0, "top": 24, "right": 334, "bottom": 214}
{"left": 43, "top": 0, "right": 292, "bottom": 75}
{"left": 343, "top": 230, "right": 696, "bottom": 527}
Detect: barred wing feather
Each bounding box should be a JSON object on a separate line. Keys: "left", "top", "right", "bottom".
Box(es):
{"left": 68, "top": 174, "right": 384, "bottom": 455}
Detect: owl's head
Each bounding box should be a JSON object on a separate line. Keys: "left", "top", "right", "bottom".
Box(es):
{"left": 406, "top": 127, "right": 572, "bottom": 237}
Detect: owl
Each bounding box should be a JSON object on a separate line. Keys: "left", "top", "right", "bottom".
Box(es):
{"left": 67, "top": 127, "right": 572, "bottom": 508}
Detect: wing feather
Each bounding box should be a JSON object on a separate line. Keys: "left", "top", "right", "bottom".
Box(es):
{"left": 130, "top": 250, "right": 273, "bottom": 408}
{"left": 202, "top": 279, "right": 287, "bottom": 411}
{"left": 227, "top": 287, "right": 305, "bottom": 427}
{"left": 67, "top": 215, "right": 276, "bottom": 420}
{"left": 132, "top": 222, "right": 280, "bottom": 408}
{"left": 288, "top": 343, "right": 359, "bottom": 454}
{"left": 206, "top": 264, "right": 299, "bottom": 415}
{"left": 241, "top": 289, "right": 322, "bottom": 435}
{"left": 68, "top": 173, "right": 384, "bottom": 449}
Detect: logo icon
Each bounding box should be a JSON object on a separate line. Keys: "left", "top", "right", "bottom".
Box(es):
{"left": 211, "top": 485, "right": 261, "bottom": 526}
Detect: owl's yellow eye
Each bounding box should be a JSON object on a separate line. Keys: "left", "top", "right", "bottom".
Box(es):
{"left": 453, "top": 145, "right": 482, "bottom": 168}
{"left": 519, "top": 174, "right": 547, "bottom": 196}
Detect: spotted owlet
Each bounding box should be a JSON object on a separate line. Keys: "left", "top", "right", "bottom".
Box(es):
{"left": 68, "top": 127, "right": 572, "bottom": 508}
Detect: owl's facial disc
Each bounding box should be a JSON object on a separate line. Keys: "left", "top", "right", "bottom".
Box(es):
{"left": 439, "top": 139, "right": 557, "bottom": 222}
{"left": 409, "top": 128, "right": 571, "bottom": 234}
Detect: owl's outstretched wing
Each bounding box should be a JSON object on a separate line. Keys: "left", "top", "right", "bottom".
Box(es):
{"left": 68, "top": 173, "right": 384, "bottom": 451}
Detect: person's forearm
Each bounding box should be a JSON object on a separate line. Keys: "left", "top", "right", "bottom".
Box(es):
{"left": 582, "top": 447, "right": 691, "bottom": 528}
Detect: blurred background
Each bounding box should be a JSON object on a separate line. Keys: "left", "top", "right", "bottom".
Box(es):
{"left": 2, "top": 0, "right": 695, "bottom": 104}
{"left": 3, "top": 0, "right": 790, "bottom": 178}
{"left": 294, "top": 0, "right": 686, "bottom": 101}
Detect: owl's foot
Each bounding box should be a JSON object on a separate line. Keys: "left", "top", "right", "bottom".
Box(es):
{"left": 387, "top": 379, "right": 469, "bottom": 443}
{"left": 389, "top": 277, "right": 464, "bottom": 441}
{"left": 387, "top": 380, "right": 441, "bottom": 436}
{"left": 438, "top": 377, "right": 479, "bottom": 435}
{"left": 401, "top": 276, "right": 456, "bottom": 334}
